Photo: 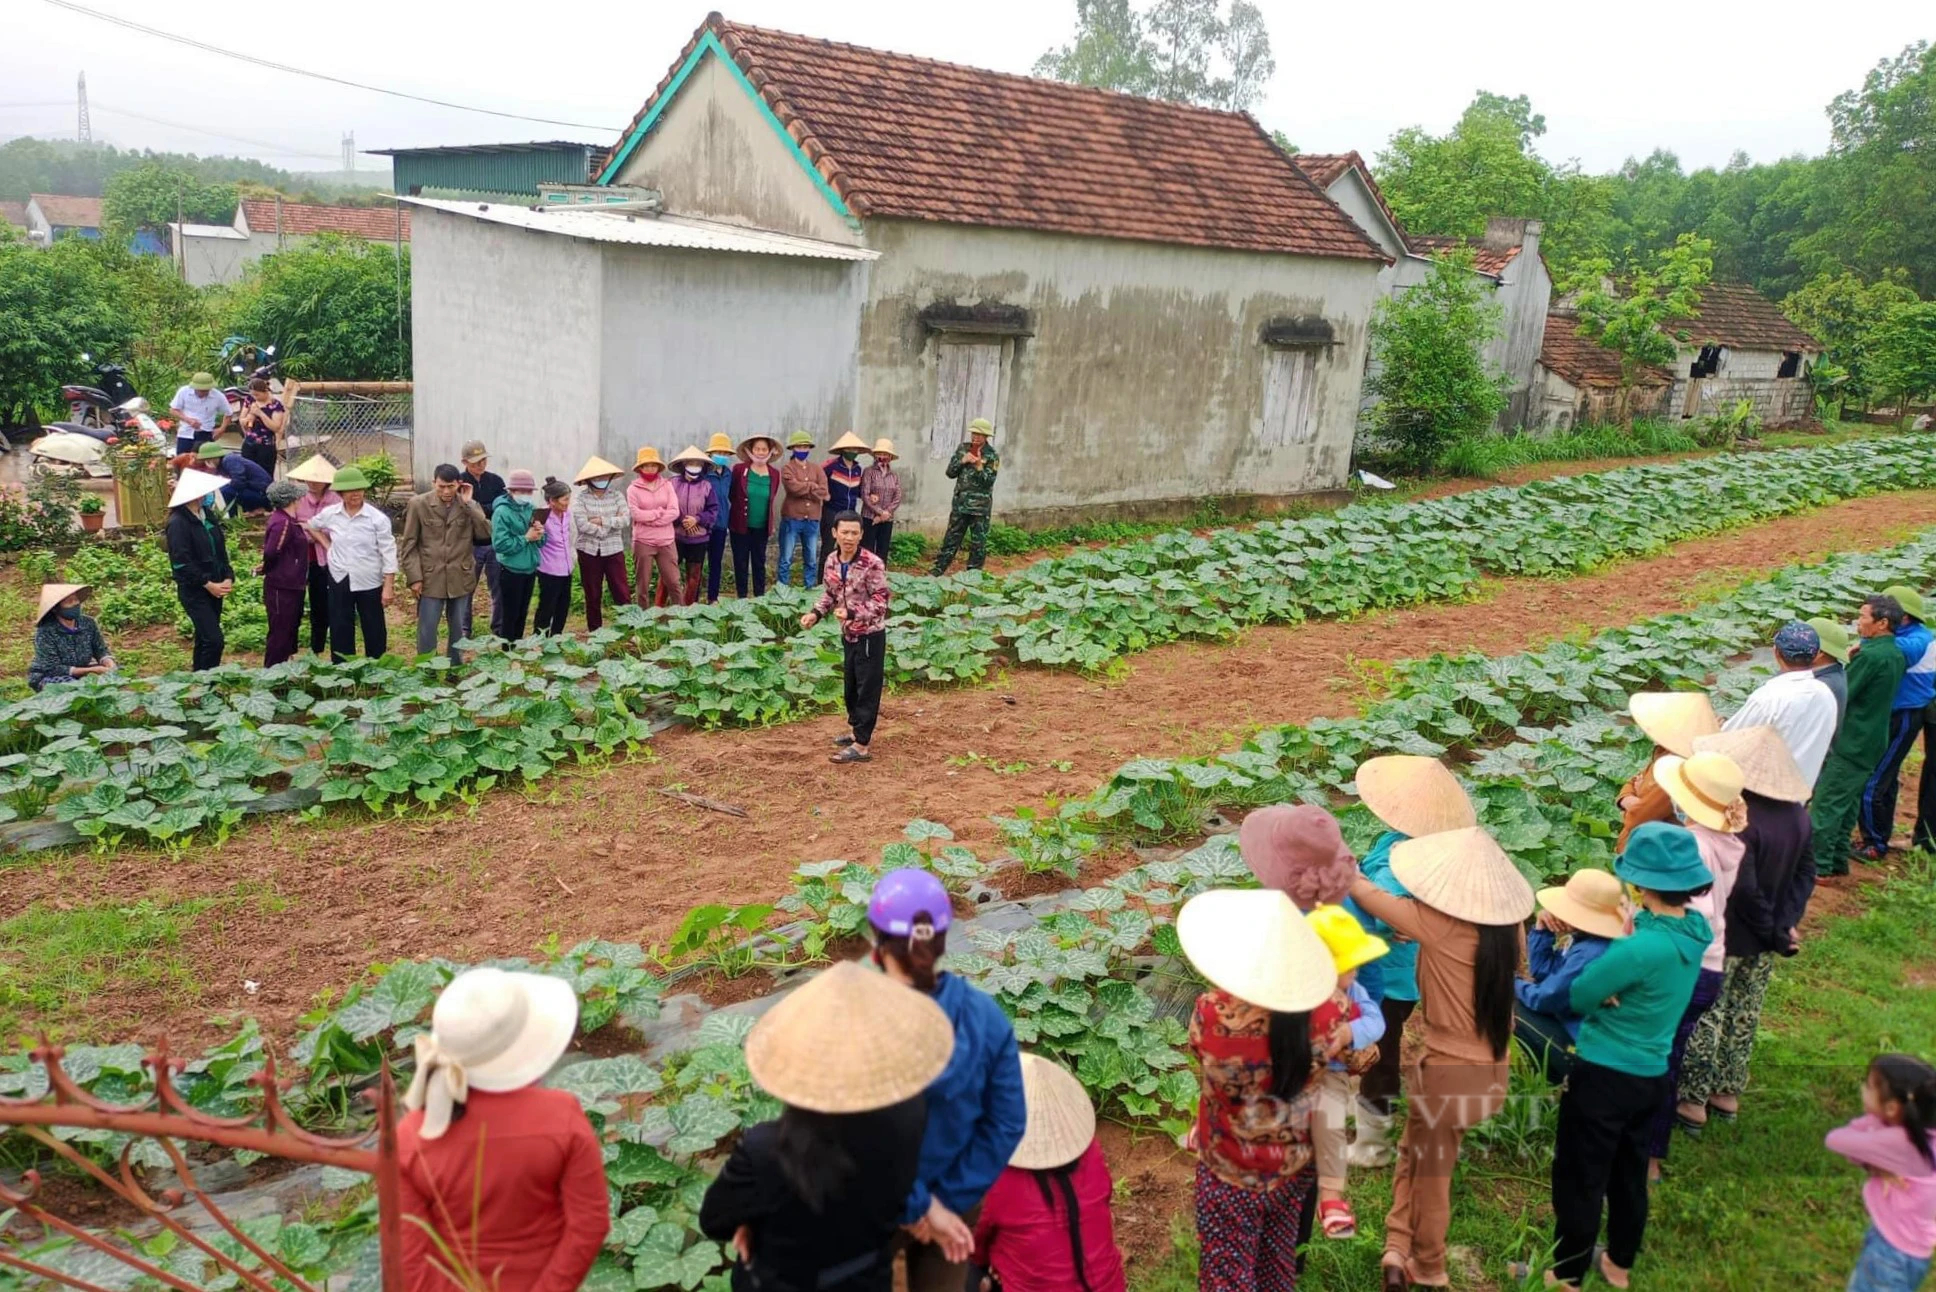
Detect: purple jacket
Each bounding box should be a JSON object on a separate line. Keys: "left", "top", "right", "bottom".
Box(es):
{"left": 672, "top": 472, "right": 718, "bottom": 545}
{"left": 262, "top": 510, "right": 311, "bottom": 592}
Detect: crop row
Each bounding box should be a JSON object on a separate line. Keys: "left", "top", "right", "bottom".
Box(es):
{"left": 1, "top": 436, "right": 1928, "bottom": 853}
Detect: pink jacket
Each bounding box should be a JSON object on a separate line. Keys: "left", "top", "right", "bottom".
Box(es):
{"left": 1827, "top": 1114, "right": 1936, "bottom": 1258}
{"left": 626, "top": 474, "right": 679, "bottom": 548}
{"left": 811, "top": 546, "right": 890, "bottom": 640}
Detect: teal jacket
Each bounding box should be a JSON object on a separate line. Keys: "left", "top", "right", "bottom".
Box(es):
{"left": 1568, "top": 908, "right": 1712, "bottom": 1077}
{"left": 491, "top": 497, "right": 543, "bottom": 575}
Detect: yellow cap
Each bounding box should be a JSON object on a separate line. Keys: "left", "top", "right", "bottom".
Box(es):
{"left": 707, "top": 432, "right": 735, "bottom": 455}
{"left": 1305, "top": 904, "right": 1389, "bottom": 974}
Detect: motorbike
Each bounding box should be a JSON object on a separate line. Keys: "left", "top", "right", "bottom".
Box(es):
{"left": 60, "top": 355, "right": 143, "bottom": 430}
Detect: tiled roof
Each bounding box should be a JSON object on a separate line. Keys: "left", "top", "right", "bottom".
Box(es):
{"left": 0, "top": 200, "right": 26, "bottom": 229}
{"left": 240, "top": 200, "right": 410, "bottom": 242}
{"left": 1408, "top": 234, "right": 1520, "bottom": 278}
{"left": 1663, "top": 281, "right": 1819, "bottom": 353}
{"left": 603, "top": 14, "right": 1385, "bottom": 261}
{"left": 29, "top": 194, "right": 101, "bottom": 229}
{"left": 1293, "top": 150, "right": 1412, "bottom": 253}
{"left": 1539, "top": 314, "right": 1671, "bottom": 388}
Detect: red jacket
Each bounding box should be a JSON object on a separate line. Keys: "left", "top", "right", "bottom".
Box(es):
{"left": 971, "top": 1140, "right": 1127, "bottom": 1292}
{"left": 728, "top": 462, "right": 781, "bottom": 535}
{"left": 812, "top": 546, "right": 890, "bottom": 640}
{"left": 398, "top": 1086, "right": 609, "bottom": 1292}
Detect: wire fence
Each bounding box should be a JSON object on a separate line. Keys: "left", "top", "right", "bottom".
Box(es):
{"left": 284, "top": 383, "right": 413, "bottom": 481}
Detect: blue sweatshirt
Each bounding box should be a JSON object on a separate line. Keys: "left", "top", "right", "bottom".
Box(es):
{"left": 1894, "top": 621, "right": 1935, "bottom": 710}
{"left": 706, "top": 464, "right": 732, "bottom": 533}
{"left": 1514, "top": 927, "right": 1613, "bottom": 1039}
{"left": 905, "top": 972, "right": 1026, "bottom": 1222}
{"left": 1344, "top": 832, "right": 1415, "bottom": 1002}
{"left": 1325, "top": 979, "right": 1387, "bottom": 1071}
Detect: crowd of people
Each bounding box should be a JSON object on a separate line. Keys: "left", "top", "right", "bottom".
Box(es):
{"left": 369, "top": 599, "right": 1936, "bottom": 1292}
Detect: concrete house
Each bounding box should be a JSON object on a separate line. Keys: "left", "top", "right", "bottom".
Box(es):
{"left": 1661, "top": 282, "right": 1821, "bottom": 426}
{"left": 170, "top": 200, "right": 411, "bottom": 286}
{"left": 1530, "top": 317, "right": 1673, "bottom": 430}
{"left": 407, "top": 14, "right": 1389, "bottom": 529}
{"left": 368, "top": 141, "right": 611, "bottom": 200}
{"left": 25, "top": 194, "right": 102, "bottom": 243}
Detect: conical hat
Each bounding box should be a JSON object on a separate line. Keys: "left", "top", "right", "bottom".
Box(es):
{"left": 1010, "top": 1055, "right": 1097, "bottom": 1170}
{"left": 1691, "top": 726, "right": 1810, "bottom": 803}
{"left": 1176, "top": 889, "right": 1337, "bottom": 1013}
{"left": 744, "top": 962, "right": 954, "bottom": 1114}
{"left": 168, "top": 468, "right": 231, "bottom": 509}
{"left": 871, "top": 438, "right": 898, "bottom": 459}
{"left": 829, "top": 432, "right": 869, "bottom": 453}
{"left": 1628, "top": 692, "right": 1720, "bottom": 757}
{"left": 573, "top": 455, "right": 623, "bottom": 484}
{"left": 285, "top": 455, "right": 336, "bottom": 485}
{"left": 1389, "top": 827, "right": 1535, "bottom": 925}
{"left": 36, "top": 584, "right": 88, "bottom": 623}
{"left": 667, "top": 444, "right": 710, "bottom": 469}
{"left": 1353, "top": 756, "right": 1476, "bottom": 839}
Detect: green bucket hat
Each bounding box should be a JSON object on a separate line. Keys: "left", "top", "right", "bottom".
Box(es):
{"left": 1615, "top": 821, "right": 1712, "bottom": 892}
{"left": 1884, "top": 585, "right": 1926, "bottom": 621}
{"left": 968, "top": 417, "right": 995, "bottom": 437}
{"left": 331, "top": 465, "right": 372, "bottom": 492}
{"left": 195, "top": 441, "right": 228, "bottom": 461}
{"left": 1808, "top": 616, "right": 1853, "bottom": 664}
{"left": 190, "top": 371, "right": 216, "bottom": 391}
{"left": 785, "top": 430, "right": 816, "bottom": 449}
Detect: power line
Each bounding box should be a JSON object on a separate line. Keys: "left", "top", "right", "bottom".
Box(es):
{"left": 43, "top": 0, "right": 618, "bottom": 133}
{"left": 90, "top": 101, "right": 342, "bottom": 161}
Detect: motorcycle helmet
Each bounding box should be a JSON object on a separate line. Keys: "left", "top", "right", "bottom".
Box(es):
{"left": 867, "top": 868, "right": 951, "bottom": 938}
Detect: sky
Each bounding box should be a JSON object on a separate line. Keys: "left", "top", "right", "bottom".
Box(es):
{"left": 3, "top": 0, "right": 1929, "bottom": 181}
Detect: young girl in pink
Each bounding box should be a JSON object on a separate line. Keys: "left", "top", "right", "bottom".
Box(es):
{"left": 1826, "top": 1053, "right": 1936, "bottom": 1292}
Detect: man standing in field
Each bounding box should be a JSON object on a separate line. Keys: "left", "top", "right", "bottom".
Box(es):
{"left": 1856, "top": 585, "right": 1935, "bottom": 859}
{"left": 401, "top": 464, "right": 492, "bottom": 664}
{"left": 802, "top": 511, "right": 889, "bottom": 765}
{"left": 1723, "top": 621, "right": 1837, "bottom": 789}
{"left": 930, "top": 418, "right": 1001, "bottom": 577}
{"left": 460, "top": 441, "right": 508, "bottom": 638}
{"left": 169, "top": 371, "right": 229, "bottom": 456}
{"left": 1813, "top": 595, "right": 1909, "bottom": 877}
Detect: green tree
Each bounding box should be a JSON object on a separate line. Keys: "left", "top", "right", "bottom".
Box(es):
{"left": 102, "top": 164, "right": 237, "bottom": 242}
{"left": 1781, "top": 271, "right": 1920, "bottom": 408}
{"left": 1376, "top": 93, "right": 1554, "bottom": 241}
{"left": 0, "top": 136, "right": 292, "bottom": 202}
{"left": 226, "top": 236, "right": 410, "bottom": 381}
{"left": 1365, "top": 252, "right": 1509, "bottom": 472}
{"left": 1034, "top": 0, "right": 1274, "bottom": 110}
{"left": 0, "top": 236, "right": 137, "bottom": 424}
{"left": 1803, "top": 41, "right": 1936, "bottom": 294}
{"left": 1870, "top": 301, "right": 1936, "bottom": 409}
{"left": 1567, "top": 233, "right": 1715, "bottom": 379}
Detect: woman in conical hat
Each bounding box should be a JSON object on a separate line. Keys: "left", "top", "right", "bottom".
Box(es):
{"left": 164, "top": 467, "right": 236, "bottom": 671}
{"left": 570, "top": 455, "right": 631, "bottom": 630}
{"left": 859, "top": 438, "right": 901, "bottom": 561}
{"left": 1619, "top": 692, "right": 1722, "bottom": 849}
{"left": 1348, "top": 826, "right": 1533, "bottom": 1290}
{"left": 27, "top": 584, "right": 115, "bottom": 691}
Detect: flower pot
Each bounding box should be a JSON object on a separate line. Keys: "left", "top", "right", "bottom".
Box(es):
{"left": 80, "top": 512, "right": 105, "bottom": 533}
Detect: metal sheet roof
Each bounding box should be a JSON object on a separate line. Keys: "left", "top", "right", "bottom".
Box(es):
{"left": 367, "top": 141, "right": 599, "bottom": 157}
{"left": 170, "top": 222, "right": 247, "bottom": 239}
{"left": 402, "top": 199, "right": 880, "bottom": 261}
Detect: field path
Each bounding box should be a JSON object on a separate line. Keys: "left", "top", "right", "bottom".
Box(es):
{"left": 9, "top": 488, "right": 1936, "bottom": 1042}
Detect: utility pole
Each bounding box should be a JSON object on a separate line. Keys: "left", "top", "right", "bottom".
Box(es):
{"left": 176, "top": 180, "right": 185, "bottom": 281}
{"left": 341, "top": 131, "right": 355, "bottom": 180}
{"left": 76, "top": 71, "right": 91, "bottom": 144}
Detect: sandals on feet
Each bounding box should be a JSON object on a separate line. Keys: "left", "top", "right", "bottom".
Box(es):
{"left": 1318, "top": 1198, "right": 1357, "bottom": 1239}
{"left": 831, "top": 735, "right": 855, "bottom": 748}
{"left": 829, "top": 746, "right": 871, "bottom": 764}
{"left": 1707, "top": 1097, "right": 1739, "bottom": 1123}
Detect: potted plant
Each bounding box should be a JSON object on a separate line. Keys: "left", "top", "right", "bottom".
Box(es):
{"left": 77, "top": 494, "right": 106, "bottom": 533}
{"left": 104, "top": 433, "right": 170, "bottom": 529}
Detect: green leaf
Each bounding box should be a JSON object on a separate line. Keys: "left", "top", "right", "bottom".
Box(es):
{"left": 550, "top": 1055, "right": 664, "bottom": 1106}
{"left": 333, "top": 962, "right": 444, "bottom": 1041}
{"left": 667, "top": 1094, "right": 739, "bottom": 1155}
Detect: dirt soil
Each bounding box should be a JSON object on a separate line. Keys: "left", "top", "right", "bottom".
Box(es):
{"left": 9, "top": 489, "right": 1936, "bottom": 1045}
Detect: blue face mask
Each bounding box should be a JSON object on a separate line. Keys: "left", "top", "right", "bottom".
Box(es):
{"left": 793, "top": 448, "right": 812, "bottom": 460}
{"left": 711, "top": 453, "right": 732, "bottom": 467}
{"left": 590, "top": 479, "right": 611, "bottom": 491}
{"left": 56, "top": 605, "right": 79, "bottom": 622}
{"left": 203, "top": 492, "right": 219, "bottom": 508}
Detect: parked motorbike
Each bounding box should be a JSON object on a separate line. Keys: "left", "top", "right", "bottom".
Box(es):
{"left": 60, "top": 355, "right": 142, "bottom": 429}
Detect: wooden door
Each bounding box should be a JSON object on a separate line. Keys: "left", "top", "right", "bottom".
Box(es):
{"left": 930, "top": 342, "right": 1003, "bottom": 460}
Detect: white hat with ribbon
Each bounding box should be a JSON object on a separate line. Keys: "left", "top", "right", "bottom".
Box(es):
{"left": 403, "top": 967, "right": 579, "bottom": 1139}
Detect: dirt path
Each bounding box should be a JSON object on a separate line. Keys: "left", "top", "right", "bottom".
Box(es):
{"left": 9, "top": 488, "right": 1935, "bottom": 1043}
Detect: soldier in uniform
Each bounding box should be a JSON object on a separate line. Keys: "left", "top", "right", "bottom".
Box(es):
{"left": 929, "top": 417, "right": 1001, "bottom": 576}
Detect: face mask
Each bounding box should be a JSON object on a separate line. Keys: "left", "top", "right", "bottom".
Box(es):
{"left": 839, "top": 451, "right": 858, "bottom": 462}
{"left": 203, "top": 493, "right": 219, "bottom": 508}
{"left": 792, "top": 448, "right": 811, "bottom": 460}
{"left": 56, "top": 605, "right": 79, "bottom": 622}
{"left": 590, "top": 479, "right": 610, "bottom": 491}
{"left": 511, "top": 492, "right": 532, "bottom": 505}
{"left": 711, "top": 453, "right": 731, "bottom": 466}
{"left": 683, "top": 465, "right": 703, "bottom": 478}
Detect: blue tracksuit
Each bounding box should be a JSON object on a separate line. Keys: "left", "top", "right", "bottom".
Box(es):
{"left": 904, "top": 971, "right": 1027, "bottom": 1221}
{"left": 1893, "top": 620, "right": 1934, "bottom": 710}
{"left": 1515, "top": 926, "right": 1613, "bottom": 1039}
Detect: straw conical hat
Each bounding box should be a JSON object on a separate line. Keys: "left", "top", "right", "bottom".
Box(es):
{"left": 1353, "top": 756, "right": 1476, "bottom": 839}
{"left": 1535, "top": 869, "right": 1628, "bottom": 941}
{"left": 168, "top": 468, "right": 231, "bottom": 509}
{"left": 870, "top": 438, "right": 898, "bottom": 459}
{"left": 573, "top": 455, "right": 623, "bottom": 484}
{"left": 36, "top": 584, "right": 88, "bottom": 624}
{"left": 286, "top": 455, "right": 337, "bottom": 485}
{"left": 829, "top": 432, "right": 869, "bottom": 454}
{"left": 1627, "top": 692, "right": 1719, "bottom": 757}
{"left": 738, "top": 433, "right": 780, "bottom": 459}
{"left": 1653, "top": 752, "right": 1747, "bottom": 833}
{"left": 744, "top": 961, "right": 954, "bottom": 1113}
{"left": 1176, "top": 889, "right": 1337, "bottom": 1013}
{"left": 1389, "top": 827, "right": 1535, "bottom": 925}
{"left": 1691, "top": 726, "right": 1810, "bottom": 803}
{"left": 667, "top": 444, "right": 710, "bottom": 469}
{"left": 1010, "top": 1055, "right": 1097, "bottom": 1170}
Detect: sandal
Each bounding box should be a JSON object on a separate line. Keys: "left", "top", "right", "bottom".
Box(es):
{"left": 1674, "top": 1100, "right": 1707, "bottom": 1135}
{"left": 831, "top": 735, "right": 855, "bottom": 748}
{"left": 1318, "top": 1198, "right": 1357, "bottom": 1239}
{"left": 1505, "top": 1262, "right": 1575, "bottom": 1290}
{"left": 829, "top": 746, "right": 871, "bottom": 764}
{"left": 1707, "top": 1096, "right": 1739, "bottom": 1123}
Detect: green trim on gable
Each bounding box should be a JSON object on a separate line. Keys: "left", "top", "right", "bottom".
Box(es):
{"left": 599, "top": 29, "right": 860, "bottom": 229}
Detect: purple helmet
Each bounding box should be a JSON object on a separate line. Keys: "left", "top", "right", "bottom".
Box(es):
{"left": 867, "top": 868, "right": 951, "bottom": 937}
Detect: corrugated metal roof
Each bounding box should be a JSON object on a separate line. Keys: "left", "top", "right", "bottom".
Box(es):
{"left": 366, "top": 141, "right": 601, "bottom": 157}
{"left": 171, "top": 222, "right": 248, "bottom": 239}
{"left": 402, "top": 199, "right": 880, "bottom": 261}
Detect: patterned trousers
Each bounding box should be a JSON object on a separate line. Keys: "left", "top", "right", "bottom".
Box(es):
{"left": 1196, "top": 1162, "right": 1312, "bottom": 1292}
{"left": 929, "top": 511, "right": 990, "bottom": 575}
{"left": 1677, "top": 953, "right": 1776, "bottom": 1104}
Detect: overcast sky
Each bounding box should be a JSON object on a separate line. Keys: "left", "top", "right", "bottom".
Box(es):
{"left": 4, "top": 0, "right": 1928, "bottom": 180}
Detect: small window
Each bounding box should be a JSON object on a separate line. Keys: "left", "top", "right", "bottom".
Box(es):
{"left": 1690, "top": 344, "right": 1724, "bottom": 379}
{"left": 1778, "top": 351, "right": 1802, "bottom": 378}
{"left": 1259, "top": 349, "right": 1318, "bottom": 448}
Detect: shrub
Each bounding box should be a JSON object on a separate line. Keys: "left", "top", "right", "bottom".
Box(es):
{"left": 1365, "top": 254, "right": 1510, "bottom": 473}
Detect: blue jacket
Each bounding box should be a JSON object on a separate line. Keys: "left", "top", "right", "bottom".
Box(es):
{"left": 1894, "top": 621, "right": 1935, "bottom": 710}
{"left": 905, "top": 972, "right": 1026, "bottom": 1222}
{"left": 1515, "top": 927, "right": 1613, "bottom": 1039}
{"left": 217, "top": 452, "right": 271, "bottom": 493}
{"left": 1344, "top": 832, "right": 1416, "bottom": 1002}
{"left": 1325, "top": 978, "right": 1386, "bottom": 1070}
{"left": 706, "top": 464, "right": 732, "bottom": 533}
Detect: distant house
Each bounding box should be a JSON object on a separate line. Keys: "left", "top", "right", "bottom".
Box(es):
{"left": 170, "top": 199, "right": 410, "bottom": 286}
{"left": 368, "top": 141, "right": 610, "bottom": 199}
{"left": 1531, "top": 315, "right": 1674, "bottom": 431}
{"left": 25, "top": 194, "right": 102, "bottom": 243}
{"left": 1661, "top": 282, "right": 1821, "bottom": 426}
{"left": 0, "top": 201, "right": 27, "bottom": 236}
{"left": 407, "top": 14, "right": 1389, "bottom": 529}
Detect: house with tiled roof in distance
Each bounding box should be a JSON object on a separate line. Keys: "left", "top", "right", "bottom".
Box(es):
{"left": 1529, "top": 316, "right": 1675, "bottom": 431}
{"left": 405, "top": 13, "right": 1392, "bottom": 528}
{"left": 0, "top": 200, "right": 27, "bottom": 238}
{"left": 1291, "top": 154, "right": 1552, "bottom": 430}
{"left": 169, "top": 198, "right": 410, "bottom": 286}
{"left": 24, "top": 194, "right": 103, "bottom": 244}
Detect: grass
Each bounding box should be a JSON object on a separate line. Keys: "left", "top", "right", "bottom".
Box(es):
{"left": 1433, "top": 420, "right": 1703, "bottom": 480}
{"left": 1131, "top": 858, "right": 1936, "bottom": 1290}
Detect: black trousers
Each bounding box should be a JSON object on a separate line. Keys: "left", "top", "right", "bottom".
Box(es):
{"left": 1359, "top": 995, "right": 1416, "bottom": 1113}
{"left": 534, "top": 571, "right": 572, "bottom": 636}
{"left": 1552, "top": 1058, "right": 1665, "bottom": 1283}
{"left": 497, "top": 570, "right": 535, "bottom": 640}
{"left": 1916, "top": 700, "right": 1936, "bottom": 851}
{"left": 731, "top": 527, "right": 769, "bottom": 598}
{"left": 844, "top": 631, "right": 886, "bottom": 746}
{"left": 178, "top": 585, "right": 225, "bottom": 671}
{"left": 306, "top": 561, "right": 332, "bottom": 654}
{"left": 328, "top": 581, "right": 387, "bottom": 662}
{"left": 239, "top": 439, "right": 277, "bottom": 479}
{"left": 862, "top": 519, "right": 894, "bottom": 561}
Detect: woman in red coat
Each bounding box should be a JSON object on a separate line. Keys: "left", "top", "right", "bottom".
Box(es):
{"left": 397, "top": 967, "right": 609, "bottom": 1292}
{"left": 728, "top": 434, "right": 781, "bottom": 598}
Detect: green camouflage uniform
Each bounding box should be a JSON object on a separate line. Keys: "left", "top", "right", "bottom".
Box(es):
{"left": 930, "top": 441, "right": 1000, "bottom": 575}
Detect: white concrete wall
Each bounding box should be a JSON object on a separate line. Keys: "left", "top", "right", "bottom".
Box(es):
{"left": 409, "top": 209, "right": 605, "bottom": 482}
{"left": 857, "top": 219, "right": 1383, "bottom": 527}
{"left": 1487, "top": 239, "right": 1552, "bottom": 429}
{"left": 178, "top": 234, "right": 251, "bottom": 287}
{"left": 1324, "top": 173, "right": 1407, "bottom": 263}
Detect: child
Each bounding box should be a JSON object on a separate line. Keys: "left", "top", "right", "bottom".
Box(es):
{"left": 1305, "top": 904, "right": 1388, "bottom": 1240}
{"left": 1827, "top": 1054, "right": 1936, "bottom": 1292}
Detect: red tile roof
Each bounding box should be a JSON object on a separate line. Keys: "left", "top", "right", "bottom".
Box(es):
{"left": 1408, "top": 234, "right": 1521, "bottom": 278}
{"left": 0, "top": 200, "right": 26, "bottom": 229}
{"left": 1539, "top": 314, "right": 1671, "bottom": 388}
{"left": 1663, "top": 281, "right": 1819, "bottom": 353}
{"left": 240, "top": 200, "right": 410, "bottom": 242}
{"left": 1292, "top": 150, "right": 1413, "bottom": 250}
{"left": 29, "top": 194, "right": 101, "bottom": 229}
{"left": 604, "top": 15, "right": 1384, "bottom": 261}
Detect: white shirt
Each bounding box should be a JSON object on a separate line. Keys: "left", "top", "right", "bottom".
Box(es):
{"left": 169, "top": 386, "right": 229, "bottom": 438}
{"left": 312, "top": 502, "right": 398, "bottom": 593}
{"left": 1724, "top": 668, "right": 1839, "bottom": 789}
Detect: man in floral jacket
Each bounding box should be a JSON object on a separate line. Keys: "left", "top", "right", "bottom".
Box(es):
{"left": 801, "top": 510, "right": 890, "bottom": 765}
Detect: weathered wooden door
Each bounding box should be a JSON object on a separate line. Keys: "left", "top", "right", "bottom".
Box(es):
{"left": 930, "top": 342, "right": 1004, "bottom": 460}
{"left": 1258, "top": 348, "right": 1318, "bottom": 447}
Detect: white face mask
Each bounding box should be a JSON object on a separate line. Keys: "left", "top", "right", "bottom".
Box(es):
{"left": 511, "top": 492, "right": 533, "bottom": 504}
{"left": 590, "top": 479, "right": 611, "bottom": 491}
